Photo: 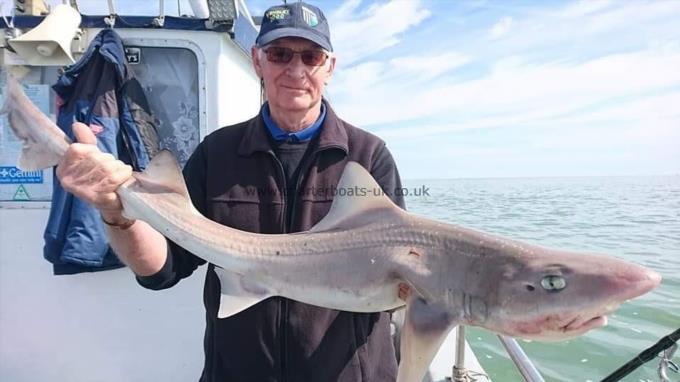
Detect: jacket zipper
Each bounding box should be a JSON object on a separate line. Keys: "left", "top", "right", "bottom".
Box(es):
{"left": 267, "top": 151, "right": 288, "bottom": 382}
{"left": 287, "top": 144, "right": 344, "bottom": 229}
{"left": 268, "top": 144, "right": 345, "bottom": 381}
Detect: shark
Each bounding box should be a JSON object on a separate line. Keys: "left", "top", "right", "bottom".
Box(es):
{"left": 2, "top": 76, "right": 662, "bottom": 382}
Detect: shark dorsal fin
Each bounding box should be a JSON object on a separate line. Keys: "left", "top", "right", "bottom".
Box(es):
{"left": 310, "top": 161, "right": 402, "bottom": 232}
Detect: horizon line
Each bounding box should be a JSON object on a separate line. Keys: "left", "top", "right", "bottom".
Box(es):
{"left": 402, "top": 172, "right": 680, "bottom": 182}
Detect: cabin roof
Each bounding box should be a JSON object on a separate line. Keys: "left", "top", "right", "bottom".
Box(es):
{"left": 0, "top": 15, "right": 232, "bottom": 32}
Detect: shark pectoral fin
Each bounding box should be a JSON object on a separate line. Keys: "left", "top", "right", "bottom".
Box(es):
{"left": 213, "top": 266, "right": 273, "bottom": 319}
{"left": 309, "top": 161, "right": 406, "bottom": 232}
{"left": 397, "top": 297, "right": 458, "bottom": 382}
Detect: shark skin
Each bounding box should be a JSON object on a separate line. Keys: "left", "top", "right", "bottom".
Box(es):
{"left": 3, "top": 76, "right": 662, "bottom": 382}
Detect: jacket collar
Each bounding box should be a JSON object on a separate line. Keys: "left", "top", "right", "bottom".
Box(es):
{"left": 237, "top": 99, "right": 349, "bottom": 156}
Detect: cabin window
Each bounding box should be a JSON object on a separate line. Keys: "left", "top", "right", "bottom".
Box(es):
{"left": 125, "top": 46, "right": 199, "bottom": 166}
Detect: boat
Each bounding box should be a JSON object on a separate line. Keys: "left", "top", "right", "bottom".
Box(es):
{"left": 0, "top": 1, "right": 496, "bottom": 381}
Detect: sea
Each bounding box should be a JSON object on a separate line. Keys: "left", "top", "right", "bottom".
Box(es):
{"left": 402, "top": 175, "right": 679, "bottom": 382}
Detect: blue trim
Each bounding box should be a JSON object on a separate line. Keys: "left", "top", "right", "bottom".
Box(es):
{"left": 0, "top": 15, "right": 230, "bottom": 32}
{"left": 261, "top": 102, "right": 326, "bottom": 142}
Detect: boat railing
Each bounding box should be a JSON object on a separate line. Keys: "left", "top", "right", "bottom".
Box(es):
{"left": 496, "top": 335, "right": 546, "bottom": 382}
{"left": 457, "top": 326, "right": 680, "bottom": 382}
{"left": 453, "top": 325, "right": 546, "bottom": 382}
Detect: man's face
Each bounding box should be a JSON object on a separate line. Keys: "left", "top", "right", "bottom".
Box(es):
{"left": 252, "top": 37, "right": 336, "bottom": 114}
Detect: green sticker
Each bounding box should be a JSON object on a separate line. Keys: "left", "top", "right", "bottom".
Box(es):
{"left": 13, "top": 184, "right": 31, "bottom": 200}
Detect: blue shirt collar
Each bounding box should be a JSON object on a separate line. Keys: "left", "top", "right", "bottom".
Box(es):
{"left": 261, "top": 101, "right": 326, "bottom": 142}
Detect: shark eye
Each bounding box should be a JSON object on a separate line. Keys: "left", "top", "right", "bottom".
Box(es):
{"left": 541, "top": 275, "right": 566, "bottom": 292}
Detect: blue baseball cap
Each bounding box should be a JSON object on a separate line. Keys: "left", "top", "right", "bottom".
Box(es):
{"left": 256, "top": 2, "right": 333, "bottom": 52}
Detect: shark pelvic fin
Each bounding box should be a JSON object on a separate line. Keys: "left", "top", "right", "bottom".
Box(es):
{"left": 213, "top": 266, "right": 274, "bottom": 318}
{"left": 310, "top": 161, "right": 404, "bottom": 232}
{"left": 397, "top": 297, "right": 458, "bottom": 382}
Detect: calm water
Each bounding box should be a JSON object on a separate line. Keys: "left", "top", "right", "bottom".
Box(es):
{"left": 403, "top": 175, "right": 680, "bottom": 382}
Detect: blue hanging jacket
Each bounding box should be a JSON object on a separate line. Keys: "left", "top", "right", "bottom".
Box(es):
{"left": 45, "top": 29, "right": 153, "bottom": 275}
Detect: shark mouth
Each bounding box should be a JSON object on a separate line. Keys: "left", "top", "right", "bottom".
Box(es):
{"left": 504, "top": 304, "right": 620, "bottom": 340}
{"left": 550, "top": 303, "right": 621, "bottom": 336}
{"left": 560, "top": 313, "right": 608, "bottom": 333}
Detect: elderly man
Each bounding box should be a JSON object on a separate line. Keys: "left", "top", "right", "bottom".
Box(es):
{"left": 57, "top": 2, "right": 405, "bottom": 381}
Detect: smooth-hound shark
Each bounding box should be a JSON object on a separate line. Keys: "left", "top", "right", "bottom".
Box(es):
{"left": 2, "top": 77, "right": 662, "bottom": 382}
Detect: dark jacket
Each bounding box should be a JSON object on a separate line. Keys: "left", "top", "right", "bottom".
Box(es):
{"left": 46, "top": 29, "right": 158, "bottom": 275}
{"left": 138, "top": 101, "right": 405, "bottom": 382}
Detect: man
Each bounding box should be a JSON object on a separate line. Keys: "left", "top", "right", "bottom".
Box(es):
{"left": 57, "top": 2, "right": 405, "bottom": 381}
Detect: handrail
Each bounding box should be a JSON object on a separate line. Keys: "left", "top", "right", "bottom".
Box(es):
{"left": 452, "top": 325, "right": 469, "bottom": 381}
{"left": 455, "top": 327, "right": 680, "bottom": 382}
{"left": 452, "top": 325, "right": 545, "bottom": 382}
{"left": 498, "top": 335, "right": 546, "bottom": 382}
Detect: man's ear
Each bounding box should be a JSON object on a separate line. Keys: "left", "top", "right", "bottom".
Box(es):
{"left": 325, "top": 54, "right": 337, "bottom": 80}
{"left": 252, "top": 46, "right": 263, "bottom": 78}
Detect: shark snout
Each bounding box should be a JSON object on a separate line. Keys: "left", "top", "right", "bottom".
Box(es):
{"left": 612, "top": 265, "right": 662, "bottom": 301}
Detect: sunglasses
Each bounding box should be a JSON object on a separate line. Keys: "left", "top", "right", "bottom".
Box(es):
{"left": 263, "top": 46, "right": 329, "bottom": 66}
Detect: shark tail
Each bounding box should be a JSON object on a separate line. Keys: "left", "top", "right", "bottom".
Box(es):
{"left": 2, "top": 75, "right": 71, "bottom": 170}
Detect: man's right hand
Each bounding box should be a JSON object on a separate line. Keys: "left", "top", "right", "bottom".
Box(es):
{"left": 56, "top": 122, "right": 133, "bottom": 223}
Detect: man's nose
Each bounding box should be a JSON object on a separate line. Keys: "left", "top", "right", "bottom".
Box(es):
{"left": 285, "top": 55, "right": 307, "bottom": 78}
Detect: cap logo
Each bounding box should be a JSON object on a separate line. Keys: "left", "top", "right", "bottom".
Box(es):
{"left": 301, "top": 6, "right": 319, "bottom": 27}
{"left": 266, "top": 8, "right": 290, "bottom": 21}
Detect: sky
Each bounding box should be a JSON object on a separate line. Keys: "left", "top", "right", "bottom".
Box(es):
{"left": 38, "top": 0, "right": 680, "bottom": 179}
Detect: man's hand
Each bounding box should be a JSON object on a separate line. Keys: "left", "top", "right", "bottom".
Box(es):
{"left": 398, "top": 282, "right": 411, "bottom": 302}
{"left": 56, "top": 122, "right": 133, "bottom": 223}
{"left": 386, "top": 283, "right": 412, "bottom": 314}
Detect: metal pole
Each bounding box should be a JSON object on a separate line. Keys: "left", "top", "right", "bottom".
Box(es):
{"left": 104, "top": 0, "right": 116, "bottom": 27}
{"left": 188, "top": 0, "right": 209, "bottom": 18}
{"left": 452, "top": 325, "right": 469, "bottom": 382}
{"left": 456, "top": 325, "right": 466, "bottom": 366}
{"left": 498, "top": 335, "right": 546, "bottom": 382}
{"left": 153, "top": 0, "right": 165, "bottom": 27}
